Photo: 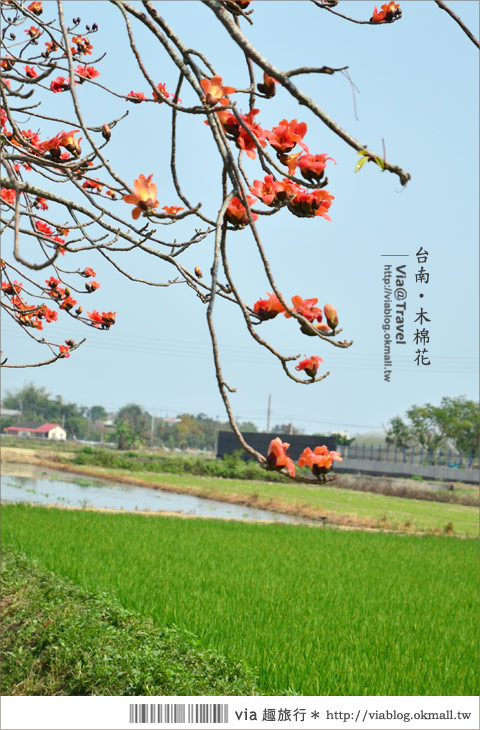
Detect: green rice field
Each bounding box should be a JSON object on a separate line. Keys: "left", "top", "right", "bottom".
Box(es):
{"left": 2, "top": 503, "right": 479, "bottom": 696}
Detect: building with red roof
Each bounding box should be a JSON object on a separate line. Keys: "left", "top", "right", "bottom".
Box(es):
{"left": 6, "top": 422, "right": 67, "bottom": 440}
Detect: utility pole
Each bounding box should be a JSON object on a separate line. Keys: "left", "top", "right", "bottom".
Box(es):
{"left": 150, "top": 411, "right": 155, "bottom": 446}
{"left": 266, "top": 394, "right": 271, "bottom": 433}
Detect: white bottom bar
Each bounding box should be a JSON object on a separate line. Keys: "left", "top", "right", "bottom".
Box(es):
{"left": 1, "top": 696, "right": 479, "bottom": 730}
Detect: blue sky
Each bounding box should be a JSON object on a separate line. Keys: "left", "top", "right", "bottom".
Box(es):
{"left": 2, "top": 0, "right": 478, "bottom": 434}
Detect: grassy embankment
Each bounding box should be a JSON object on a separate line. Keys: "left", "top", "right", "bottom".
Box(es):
{"left": 3, "top": 444, "right": 479, "bottom": 536}
{"left": 1, "top": 549, "right": 256, "bottom": 696}
{"left": 3, "top": 503, "right": 479, "bottom": 696}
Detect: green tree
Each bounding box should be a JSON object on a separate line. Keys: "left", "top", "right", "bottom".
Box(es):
{"left": 115, "top": 404, "right": 149, "bottom": 440}
{"left": 113, "top": 419, "right": 140, "bottom": 451}
{"left": 88, "top": 405, "right": 108, "bottom": 422}
{"left": 386, "top": 397, "right": 479, "bottom": 455}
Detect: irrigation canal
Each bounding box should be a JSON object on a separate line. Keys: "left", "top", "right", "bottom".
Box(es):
{"left": 1, "top": 467, "right": 319, "bottom": 526}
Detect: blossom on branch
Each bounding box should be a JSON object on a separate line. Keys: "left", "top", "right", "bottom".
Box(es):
{"left": 1, "top": 188, "right": 16, "bottom": 204}
{"left": 58, "top": 345, "right": 71, "bottom": 358}
{"left": 286, "top": 296, "right": 323, "bottom": 323}
{"left": 123, "top": 174, "right": 159, "bottom": 219}
{"left": 257, "top": 72, "right": 278, "bottom": 98}
{"left": 268, "top": 119, "right": 308, "bottom": 154}
{"left": 27, "top": 2, "right": 43, "bottom": 15}
{"left": 76, "top": 65, "right": 100, "bottom": 81}
{"left": 287, "top": 188, "right": 334, "bottom": 220}
{"left": 253, "top": 292, "right": 285, "bottom": 320}
{"left": 297, "top": 154, "right": 335, "bottom": 184}
{"left": 162, "top": 206, "right": 184, "bottom": 216}
{"left": 266, "top": 437, "right": 296, "bottom": 477}
{"left": 298, "top": 445, "right": 342, "bottom": 476}
{"left": 127, "top": 91, "right": 147, "bottom": 103}
{"left": 88, "top": 310, "right": 116, "bottom": 329}
{"left": 370, "top": 2, "right": 402, "bottom": 23}
{"left": 50, "top": 76, "right": 70, "bottom": 93}
{"left": 225, "top": 196, "right": 258, "bottom": 228}
{"left": 250, "top": 175, "right": 282, "bottom": 207}
{"left": 295, "top": 355, "right": 323, "bottom": 378}
{"left": 24, "top": 65, "right": 38, "bottom": 78}
{"left": 200, "top": 75, "right": 236, "bottom": 106}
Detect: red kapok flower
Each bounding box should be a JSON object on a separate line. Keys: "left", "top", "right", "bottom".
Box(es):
{"left": 59, "top": 295, "right": 77, "bottom": 311}
{"left": 253, "top": 292, "right": 285, "bottom": 321}
{"left": 287, "top": 188, "right": 334, "bottom": 220}
{"left": 323, "top": 303, "right": 338, "bottom": 330}
{"left": 58, "top": 345, "right": 70, "bottom": 358}
{"left": 25, "top": 25, "right": 41, "bottom": 39}
{"left": 50, "top": 76, "right": 69, "bottom": 93}
{"left": 266, "top": 437, "right": 295, "bottom": 477}
{"left": 297, "top": 154, "right": 336, "bottom": 184}
{"left": 123, "top": 174, "right": 159, "bottom": 219}
{"left": 152, "top": 82, "right": 170, "bottom": 103}
{"left": 1, "top": 280, "right": 22, "bottom": 295}
{"left": 85, "top": 281, "right": 100, "bottom": 292}
{"left": 27, "top": 1, "right": 43, "bottom": 14}
{"left": 24, "top": 65, "right": 38, "bottom": 78}
{"left": 268, "top": 119, "right": 308, "bottom": 154}
{"left": 250, "top": 175, "right": 282, "bottom": 207}
{"left": 76, "top": 65, "right": 100, "bottom": 80}
{"left": 235, "top": 109, "right": 268, "bottom": 160}
{"left": 33, "top": 197, "right": 48, "bottom": 210}
{"left": 257, "top": 72, "right": 278, "bottom": 98}
{"left": 295, "top": 355, "right": 323, "bottom": 378}
{"left": 72, "top": 36, "right": 93, "bottom": 55}
{"left": 298, "top": 445, "right": 342, "bottom": 476}
{"left": 225, "top": 196, "right": 258, "bottom": 229}
{"left": 1, "top": 188, "right": 16, "bottom": 204}
{"left": 82, "top": 267, "right": 96, "bottom": 277}
{"left": 127, "top": 91, "right": 147, "bottom": 103}
{"left": 35, "top": 220, "right": 54, "bottom": 237}
{"left": 200, "top": 75, "right": 236, "bottom": 106}
{"left": 162, "top": 205, "right": 184, "bottom": 215}
{"left": 82, "top": 178, "right": 103, "bottom": 192}
{"left": 371, "top": 1, "right": 402, "bottom": 22}
{"left": 45, "top": 276, "right": 60, "bottom": 288}
{"left": 59, "top": 130, "right": 82, "bottom": 157}
{"left": 286, "top": 295, "right": 323, "bottom": 323}
{"left": 38, "top": 305, "right": 57, "bottom": 323}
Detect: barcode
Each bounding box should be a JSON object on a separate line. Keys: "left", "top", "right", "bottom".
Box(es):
{"left": 129, "top": 703, "right": 229, "bottom": 724}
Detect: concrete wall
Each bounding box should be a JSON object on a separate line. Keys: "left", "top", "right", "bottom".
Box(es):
{"left": 334, "top": 457, "right": 479, "bottom": 485}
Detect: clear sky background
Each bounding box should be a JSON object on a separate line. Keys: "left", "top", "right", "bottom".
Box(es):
{"left": 2, "top": 0, "right": 479, "bottom": 435}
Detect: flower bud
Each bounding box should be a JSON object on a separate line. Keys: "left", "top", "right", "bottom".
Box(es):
{"left": 102, "top": 123, "right": 111, "bottom": 142}
{"left": 324, "top": 303, "right": 338, "bottom": 330}
{"left": 195, "top": 266, "right": 203, "bottom": 278}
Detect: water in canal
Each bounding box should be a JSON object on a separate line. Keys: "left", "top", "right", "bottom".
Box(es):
{"left": 1, "top": 466, "right": 319, "bottom": 526}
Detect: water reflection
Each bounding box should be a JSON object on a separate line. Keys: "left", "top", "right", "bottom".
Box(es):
{"left": 1, "top": 467, "right": 319, "bottom": 526}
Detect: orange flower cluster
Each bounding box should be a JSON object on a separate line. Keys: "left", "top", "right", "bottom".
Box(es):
{"left": 370, "top": 2, "right": 402, "bottom": 23}
{"left": 250, "top": 173, "right": 334, "bottom": 220}
{"left": 2, "top": 280, "right": 58, "bottom": 330}
{"left": 295, "top": 355, "right": 323, "bottom": 379}
{"left": 253, "top": 293, "right": 339, "bottom": 335}
{"left": 87, "top": 310, "right": 116, "bottom": 329}
{"left": 225, "top": 196, "right": 258, "bottom": 228}
{"left": 298, "top": 445, "right": 343, "bottom": 477}
{"left": 266, "top": 438, "right": 342, "bottom": 479}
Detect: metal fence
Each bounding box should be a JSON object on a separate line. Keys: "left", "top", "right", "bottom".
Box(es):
{"left": 340, "top": 443, "right": 477, "bottom": 469}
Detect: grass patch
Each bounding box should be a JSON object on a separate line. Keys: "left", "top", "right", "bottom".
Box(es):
{"left": 3, "top": 504, "right": 478, "bottom": 696}
{"left": 1, "top": 549, "right": 256, "bottom": 696}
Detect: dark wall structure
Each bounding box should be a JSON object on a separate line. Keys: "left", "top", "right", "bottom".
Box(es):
{"left": 217, "top": 431, "right": 337, "bottom": 461}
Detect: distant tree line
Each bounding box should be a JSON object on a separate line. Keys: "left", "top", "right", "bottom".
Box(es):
{"left": 1, "top": 384, "right": 257, "bottom": 451}
{"left": 386, "top": 397, "right": 479, "bottom": 456}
